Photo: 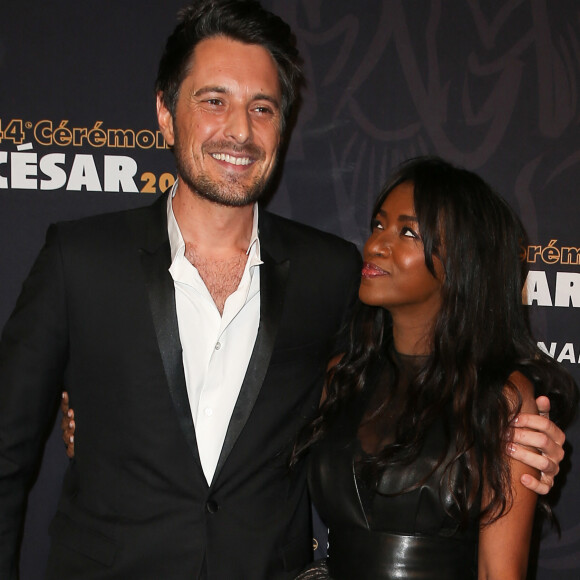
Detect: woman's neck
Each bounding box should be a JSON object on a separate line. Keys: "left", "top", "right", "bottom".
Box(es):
{"left": 391, "top": 317, "right": 434, "bottom": 356}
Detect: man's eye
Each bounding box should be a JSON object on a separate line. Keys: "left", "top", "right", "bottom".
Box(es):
{"left": 254, "top": 105, "right": 273, "bottom": 114}
{"left": 206, "top": 99, "right": 223, "bottom": 106}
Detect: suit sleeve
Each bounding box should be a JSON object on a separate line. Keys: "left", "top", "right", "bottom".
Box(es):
{"left": 0, "top": 225, "right": 69, "bottom": 579}
{"left": 333, "top": 242, "right": 362, "bottom": 355}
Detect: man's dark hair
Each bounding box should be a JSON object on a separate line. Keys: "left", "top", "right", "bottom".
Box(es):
{"left": 155, "top": 0, "right": 303, "bottom": 131}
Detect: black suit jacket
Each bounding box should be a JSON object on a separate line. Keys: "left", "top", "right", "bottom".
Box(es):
{"left": 0, "top": 193, "right": 361, "bottom": 579}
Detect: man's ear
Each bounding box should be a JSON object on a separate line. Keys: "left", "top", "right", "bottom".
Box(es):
{"left": 156, "top": 93, "right": 175, "bottom": 147}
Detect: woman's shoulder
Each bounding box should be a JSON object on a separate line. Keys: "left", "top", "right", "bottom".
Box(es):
{"left": 505, "top": 370, "right": 538, "bottom": 414}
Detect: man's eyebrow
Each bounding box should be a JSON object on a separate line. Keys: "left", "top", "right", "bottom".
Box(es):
{"left": 252, "top": 93, "right": 280, "bottom": 108}
{"left": 193, "top": 85, "right": 228, "bottom": 97}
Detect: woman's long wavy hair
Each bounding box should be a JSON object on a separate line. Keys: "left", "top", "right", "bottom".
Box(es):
{"left": 293, "top": 156, "right": 577, "bottom": 525}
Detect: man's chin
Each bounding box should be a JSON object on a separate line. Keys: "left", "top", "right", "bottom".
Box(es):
{"left": 204, "top": 194, "right": 260, "bottom": 208}
{"left": 182, "top": 175, "right": 267, "bottom": 208}
{"left": 193, "top": 185, "right": 264, "bottom": 208}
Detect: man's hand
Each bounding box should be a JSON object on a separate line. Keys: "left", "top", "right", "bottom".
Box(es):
{"left": 60, "top": 392, "right": 75, "bottom": 459}
{"left": 509, "top": 395, "right": 565, "bottom": 495}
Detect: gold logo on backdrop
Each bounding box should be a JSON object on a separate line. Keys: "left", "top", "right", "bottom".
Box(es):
{"left": 523, "top": 240, "right": 580, "bottom": 266}
{"left": 0, "top": 118, "right": 175, "bottom": 193}
{"left": 0, "top": 118, "right": 170, "bottom": 150}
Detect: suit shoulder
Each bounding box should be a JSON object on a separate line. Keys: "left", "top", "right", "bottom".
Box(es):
{"left": 261, "top": 210, "right": 359, "bottom": 257}
{"left": 51, "top": 195, "right": 163, "bottom": 242}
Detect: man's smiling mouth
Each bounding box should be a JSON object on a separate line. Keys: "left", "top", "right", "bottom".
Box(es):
{"left": 211, "top": 153, "right": 252, "bottom": 166}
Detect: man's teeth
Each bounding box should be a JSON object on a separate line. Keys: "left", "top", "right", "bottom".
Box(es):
{"left": 211, "top": 153, "right": 251, "bottom": 166}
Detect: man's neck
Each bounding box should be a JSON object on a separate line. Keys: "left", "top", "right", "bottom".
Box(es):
{"left": 172, "top": 182, "right": 254, "bottom": 258}
{"left": 171, "top": 182, "right": 256, "bottom": 315}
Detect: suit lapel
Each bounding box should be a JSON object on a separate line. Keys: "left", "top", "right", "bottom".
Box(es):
{"left": 213, "top": 212, "right": 289, "bottom": 481}
{"left": 129, "top": 194, "right": 204, "bottom": 474}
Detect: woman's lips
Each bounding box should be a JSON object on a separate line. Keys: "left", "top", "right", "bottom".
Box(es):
{"left": 361, "top": 261, "right": 389, "bottom": 278}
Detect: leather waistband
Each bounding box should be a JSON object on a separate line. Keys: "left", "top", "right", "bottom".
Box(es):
{"left": 327, "top": 527, "right": 477, "bottom": 579}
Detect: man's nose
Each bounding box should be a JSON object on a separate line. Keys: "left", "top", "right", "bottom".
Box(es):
{"left": 225, "top": 106, "right": 252, "bottom": 144}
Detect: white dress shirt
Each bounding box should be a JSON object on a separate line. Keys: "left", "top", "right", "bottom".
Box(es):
{"left": 166, "top": 188, "right": 262, "bottom": 484}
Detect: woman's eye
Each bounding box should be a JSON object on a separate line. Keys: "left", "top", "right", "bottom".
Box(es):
{"left": 371, "top": 218, "right": 384, "bottom": 230}
{"left": 402, "top": 226, "right": 419, "bottom": 239}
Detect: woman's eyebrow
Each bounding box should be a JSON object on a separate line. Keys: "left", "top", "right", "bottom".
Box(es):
{"left": 374, "top": 209, "right": 418, "bottom": 222}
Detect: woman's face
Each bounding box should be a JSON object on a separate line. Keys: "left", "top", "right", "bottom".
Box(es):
{"left": 359, "top": 181, "right": 444, "bottom": 323}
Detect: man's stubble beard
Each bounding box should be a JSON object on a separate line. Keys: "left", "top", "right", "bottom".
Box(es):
{"left": 173, "top": 136, "right": 277, "bottom": 208}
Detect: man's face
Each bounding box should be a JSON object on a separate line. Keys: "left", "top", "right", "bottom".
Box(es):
{"left": 157, "top": 36, "right": 283, "bottom": 207}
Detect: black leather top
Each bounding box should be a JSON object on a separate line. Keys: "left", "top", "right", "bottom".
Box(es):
{"left": 307, "top": 357, "right": 480, "bottom": 579}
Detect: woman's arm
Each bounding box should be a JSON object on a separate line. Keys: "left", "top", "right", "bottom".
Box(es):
{"left": 510, "top": 396, "right": 565, "bottom": 493}
{"left": 478, "top": 372, "right": 539, "bottom": 580}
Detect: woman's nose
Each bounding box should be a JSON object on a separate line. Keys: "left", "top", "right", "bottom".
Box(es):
{"left": 364, "top": 232, "right": 392, "bottom": 257}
